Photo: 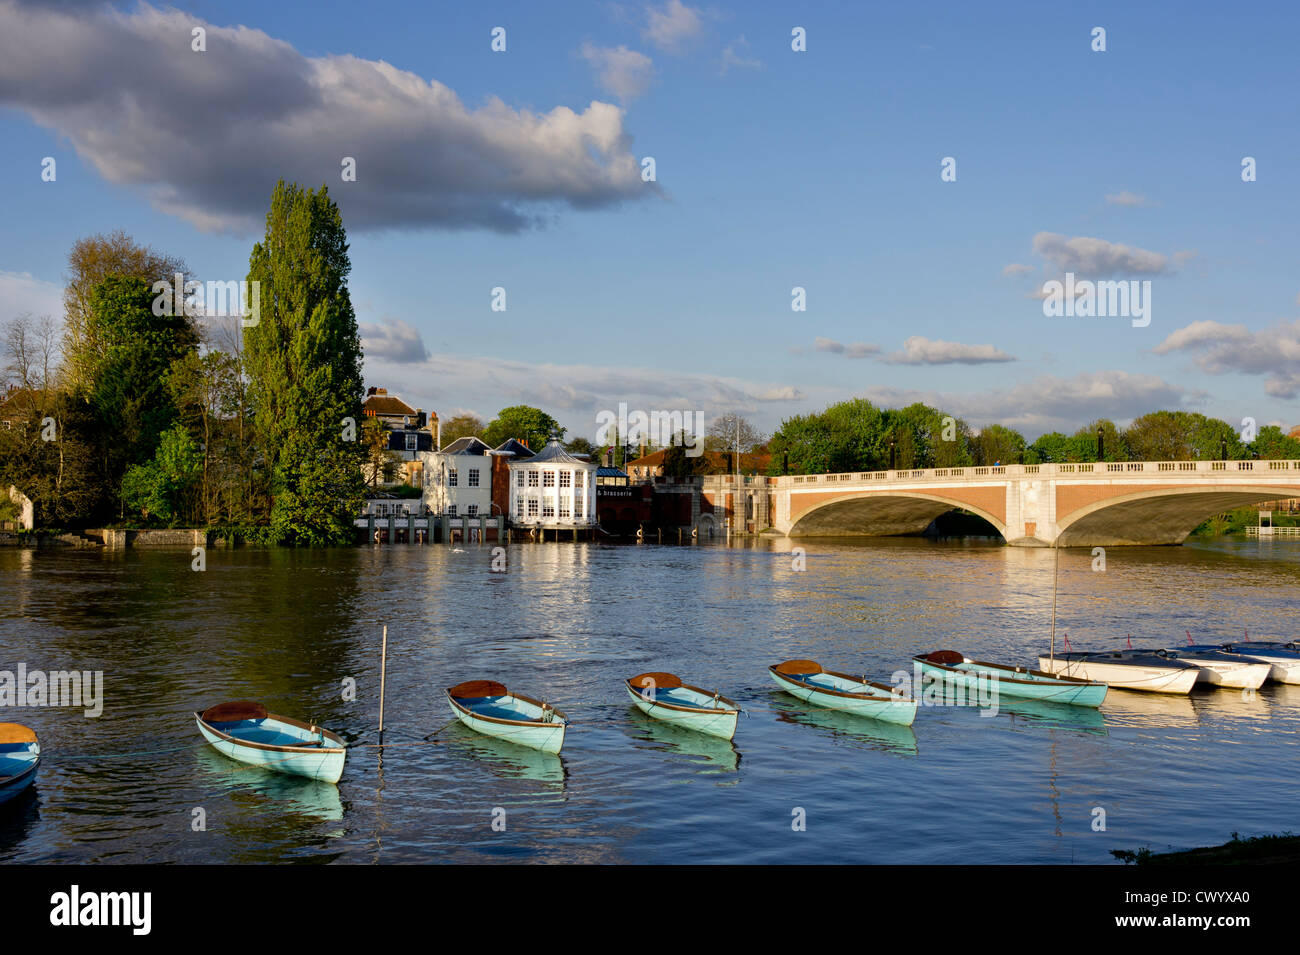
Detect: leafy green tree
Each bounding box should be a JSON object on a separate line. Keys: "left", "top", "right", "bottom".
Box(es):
{"left": 972, "top": 423, "right": 1026, "bottom": 466}
{"left": 1249, "top": 425, "right": 1300, "bottom": 459}
{"left": 439, "top": 413, "right": 483, "bottom": 447}
{"left": 243, "top": 181, "right": 365, "bottom": 545}
{"left": 482, "top": 405, "right": 563, "bottom": 451}
{"left": 1123, "top": 411, "right": 1244, "bottom": 460}
{"left": 121, "top": 422, "right": 202, "bottom": 523}
{"left": 565, "top": 436, "right": 597, "bottom": 457}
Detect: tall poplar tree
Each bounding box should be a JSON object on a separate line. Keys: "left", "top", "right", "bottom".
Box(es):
{"left": 244, "top": 181, "right": 364, "bottom": 545}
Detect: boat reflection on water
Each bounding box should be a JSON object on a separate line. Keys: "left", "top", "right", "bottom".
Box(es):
{"left": 1099, "top": 688, "right": 1200, "bottom": 728}
{"left": 0, "top": 784, "right": 39, "bottom": 850}
{"left": 767, "top": 695, "right": 918, "bottom": 756}
{"left": 195, "top": 747, "right": 344, "bottom": 824}
{"left": 621, "top": 708, "right": 740, "bottom": 775}
{"left": 441, "top": 723, "right": 568, "bottom": 790}
{"left": 996, "top": 698, "right": 1108, "bottom": 735}
{"left": 1187, "top": 680, "right": 1300, "bottom": 724}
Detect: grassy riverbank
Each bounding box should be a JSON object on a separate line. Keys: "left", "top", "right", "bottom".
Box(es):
{"left": 1113, "top": 832, "right": 1300, "bottom": 865}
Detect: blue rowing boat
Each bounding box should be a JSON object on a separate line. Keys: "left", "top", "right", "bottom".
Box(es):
{"left": 914, "top": 651, "right": 1109, "bottom": 707}
{"left": 195, "top": 702, "right": 347, "bottom": 784}
{"left": 0, "top": 723, "right": 40, "bottom": 806}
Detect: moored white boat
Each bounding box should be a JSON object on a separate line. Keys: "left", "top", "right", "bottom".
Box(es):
{"left": 1038, "top": 651, "right": 1200, "bottom": 695}
{"left": 914, "top": 650, "right": 1108, "bottom": 707}
{"left": 194, "top": 702, "right": 347, "bottom": 784}
{"left": 446, "top": 680, "right": 568, "bottom": 754}
{"left": 768, "top": 659, "right": 917, "bottom": 726}
{"left": 0, "top": 723, "right": 40, "bottom": 806}
{"left": 1148, "top": 647, "right": 1271, "bottom": 689}
{"left": 625, "top": 672, "right": 739, "bottom": 740}
{"left": 1191, "top": 642, "right": 1300, "bottom": 685}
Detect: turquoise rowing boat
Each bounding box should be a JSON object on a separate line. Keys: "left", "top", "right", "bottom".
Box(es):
{"left": 195, "top": 702, "right": 346, "bottom": 784}
{"left": 446, "top": 680, "right": 569, "bottom": 754}
{"left": 769, "top": 659, "right": 918, "bottom": 726}
{"left": 0, "top": 723, "right": 40, "bottom": 807}
{"left": 914, "top": 651, "right": 1109, "bottom": 707}
{"left": 625, "top": 672, "right": 740, "bottom": 740}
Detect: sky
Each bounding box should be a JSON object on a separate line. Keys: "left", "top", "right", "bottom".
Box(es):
{"left": 1, "top": 0, "right": 1297, "bottom": 444}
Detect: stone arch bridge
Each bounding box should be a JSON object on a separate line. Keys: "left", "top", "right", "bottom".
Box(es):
{"left": 772, "top": 460, "right": 1300, "bottom": 546}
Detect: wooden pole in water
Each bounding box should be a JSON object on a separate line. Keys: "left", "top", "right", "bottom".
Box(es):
{"left": 379, "top": 624, "right": 389, "bottom": 742}
{"left": 1050, "top": 542, "right": 1059, "bottom": 664}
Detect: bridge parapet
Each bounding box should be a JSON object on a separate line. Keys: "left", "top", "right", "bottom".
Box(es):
{"left": 776, "top": 459, "right": 1300, "bottom": 487}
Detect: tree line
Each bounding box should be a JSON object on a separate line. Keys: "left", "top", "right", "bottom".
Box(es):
{"left": 0, "top": 181, "right": 365, "bottom": 544}
{"left": 766, "top": 399, "right": 1300, "bottom": 475}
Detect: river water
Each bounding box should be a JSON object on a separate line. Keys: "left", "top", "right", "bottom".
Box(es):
{"left": 1, "top": 537, "right": 1298, "bottom": 864}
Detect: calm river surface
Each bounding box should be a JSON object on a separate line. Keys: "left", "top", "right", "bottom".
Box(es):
{"left": 2, "top": 537, "right": 1298, "bottom": 864}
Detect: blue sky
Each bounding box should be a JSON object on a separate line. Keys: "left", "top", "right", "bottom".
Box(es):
{"left": 1, "top": 0, "right": 1297, "bottom": 442}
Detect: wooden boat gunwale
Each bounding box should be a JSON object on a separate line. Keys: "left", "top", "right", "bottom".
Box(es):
{"left": 913, "top": 653, "right": 1103, "bottom": 688}
{"left": 193, "top": 709, "right": 345, "bottom": 755}
{"left": 768, "top": 664, "right": 901, "bottom": 702}
{"left": 445, "top": 688, "right": 569, "bottom": 729}
{"left": 623, "top": 676, "right": 739, "bottom": 715}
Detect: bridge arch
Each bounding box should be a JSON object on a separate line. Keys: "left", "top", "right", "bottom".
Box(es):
{"left": 1055, "top": 485, "right": 1294, "bottom": 546}
{"left": 787, "top": 490, "right": 1008, "bottom": 540}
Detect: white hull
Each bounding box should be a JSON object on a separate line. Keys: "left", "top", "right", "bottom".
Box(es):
{"left": 624, "top": 685, "right": 739, "bottom": 740}
{"left": 1237, "top": 654, "right": 1300, "bottom": 685}
{"left": 1177, "top": 658, "right": 1270, "bottom": 689}
{"left": 447, "top": 699, "right": 567, "bottom": 754}
{"left": 1038, "top": 657, "right": 1199, "bottom": 695}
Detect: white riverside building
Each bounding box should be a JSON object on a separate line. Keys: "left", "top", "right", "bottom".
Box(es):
{"left": 508, "top": 438, "right": 597, "bottom": 529}
{"left": 419, "top": 436, "right": 500, "bottom": 519}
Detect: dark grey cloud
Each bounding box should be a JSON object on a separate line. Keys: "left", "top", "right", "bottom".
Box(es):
{"left": 0, "top": 2, "right": 653, "bottom": 234}
{"left": 360, "top": 317, "right": 429, "bottom": 364}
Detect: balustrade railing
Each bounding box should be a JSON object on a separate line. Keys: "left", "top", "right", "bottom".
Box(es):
{"left": 774, "top": 460, "right": 1299, "bottom": 487}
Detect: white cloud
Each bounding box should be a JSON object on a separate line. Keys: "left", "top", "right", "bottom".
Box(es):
{"left": 882, "top": 336, "right": 1016, "bottom": 366}
{"left": 1002, "top": 263, "right": 1034, "bottom": 277}
{"left": 0, "top": 3, "right": 651, "bottom": 234}
{"left": 643, "top": 0, "right": 704, "bottom": 52}
{"left": 814, "top": 337, "right": 880, "bottom": 358}
{"left": 362, "top": 349, "right": 804, "bottom": 441}
{"left": 1105, "top": 191, "right": 1155, "bottom": 207}
{"left": 1154, "top": 318, "right": 1300, "bottom": 398}
{"left": 861, "top": 370, "right": 1198, "bottom": 437}
{"left": 579, "top": 43, "right": 655, "bottom": 102}
{"left": 1032, "top": 232, "right": 1170, "bottom": 277}
{"left": 720, "top": 36, "right": 762, "bottom": 75}
{"left": 360, "top": 317, "right": 429, "bottom": 364}
{"left": 0, "top": 271, "right": 62, "bottom": 323}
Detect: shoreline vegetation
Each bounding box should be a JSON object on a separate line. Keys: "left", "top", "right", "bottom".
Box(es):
{"left": 1113, "top": 832, "right": 1300, "bottom": 865}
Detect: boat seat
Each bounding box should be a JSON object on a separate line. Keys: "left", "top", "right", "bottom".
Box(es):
{"left": 449, "top": 680, "right": 508, "bottom": 700}
{"left": 202, "top": 701, "right": 269, "bottom": 723}
{"left": 0, "top": 723, "right": 37, "bottom": 744}
{"left": 629, "top": 672, "right": 683, "bottom": 690}
{"left": 773, "top": 659, "right": 821, "bottom": 675}
{"left": 921, "top": 651, "right": 964, "bottom": 666}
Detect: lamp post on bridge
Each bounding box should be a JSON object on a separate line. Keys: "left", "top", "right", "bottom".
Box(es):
{"left": 889, "top": 437, "right": 896, "bottom": 472}
{"left": 1097, "top": 426, "right": 1104, "bottom": 461}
